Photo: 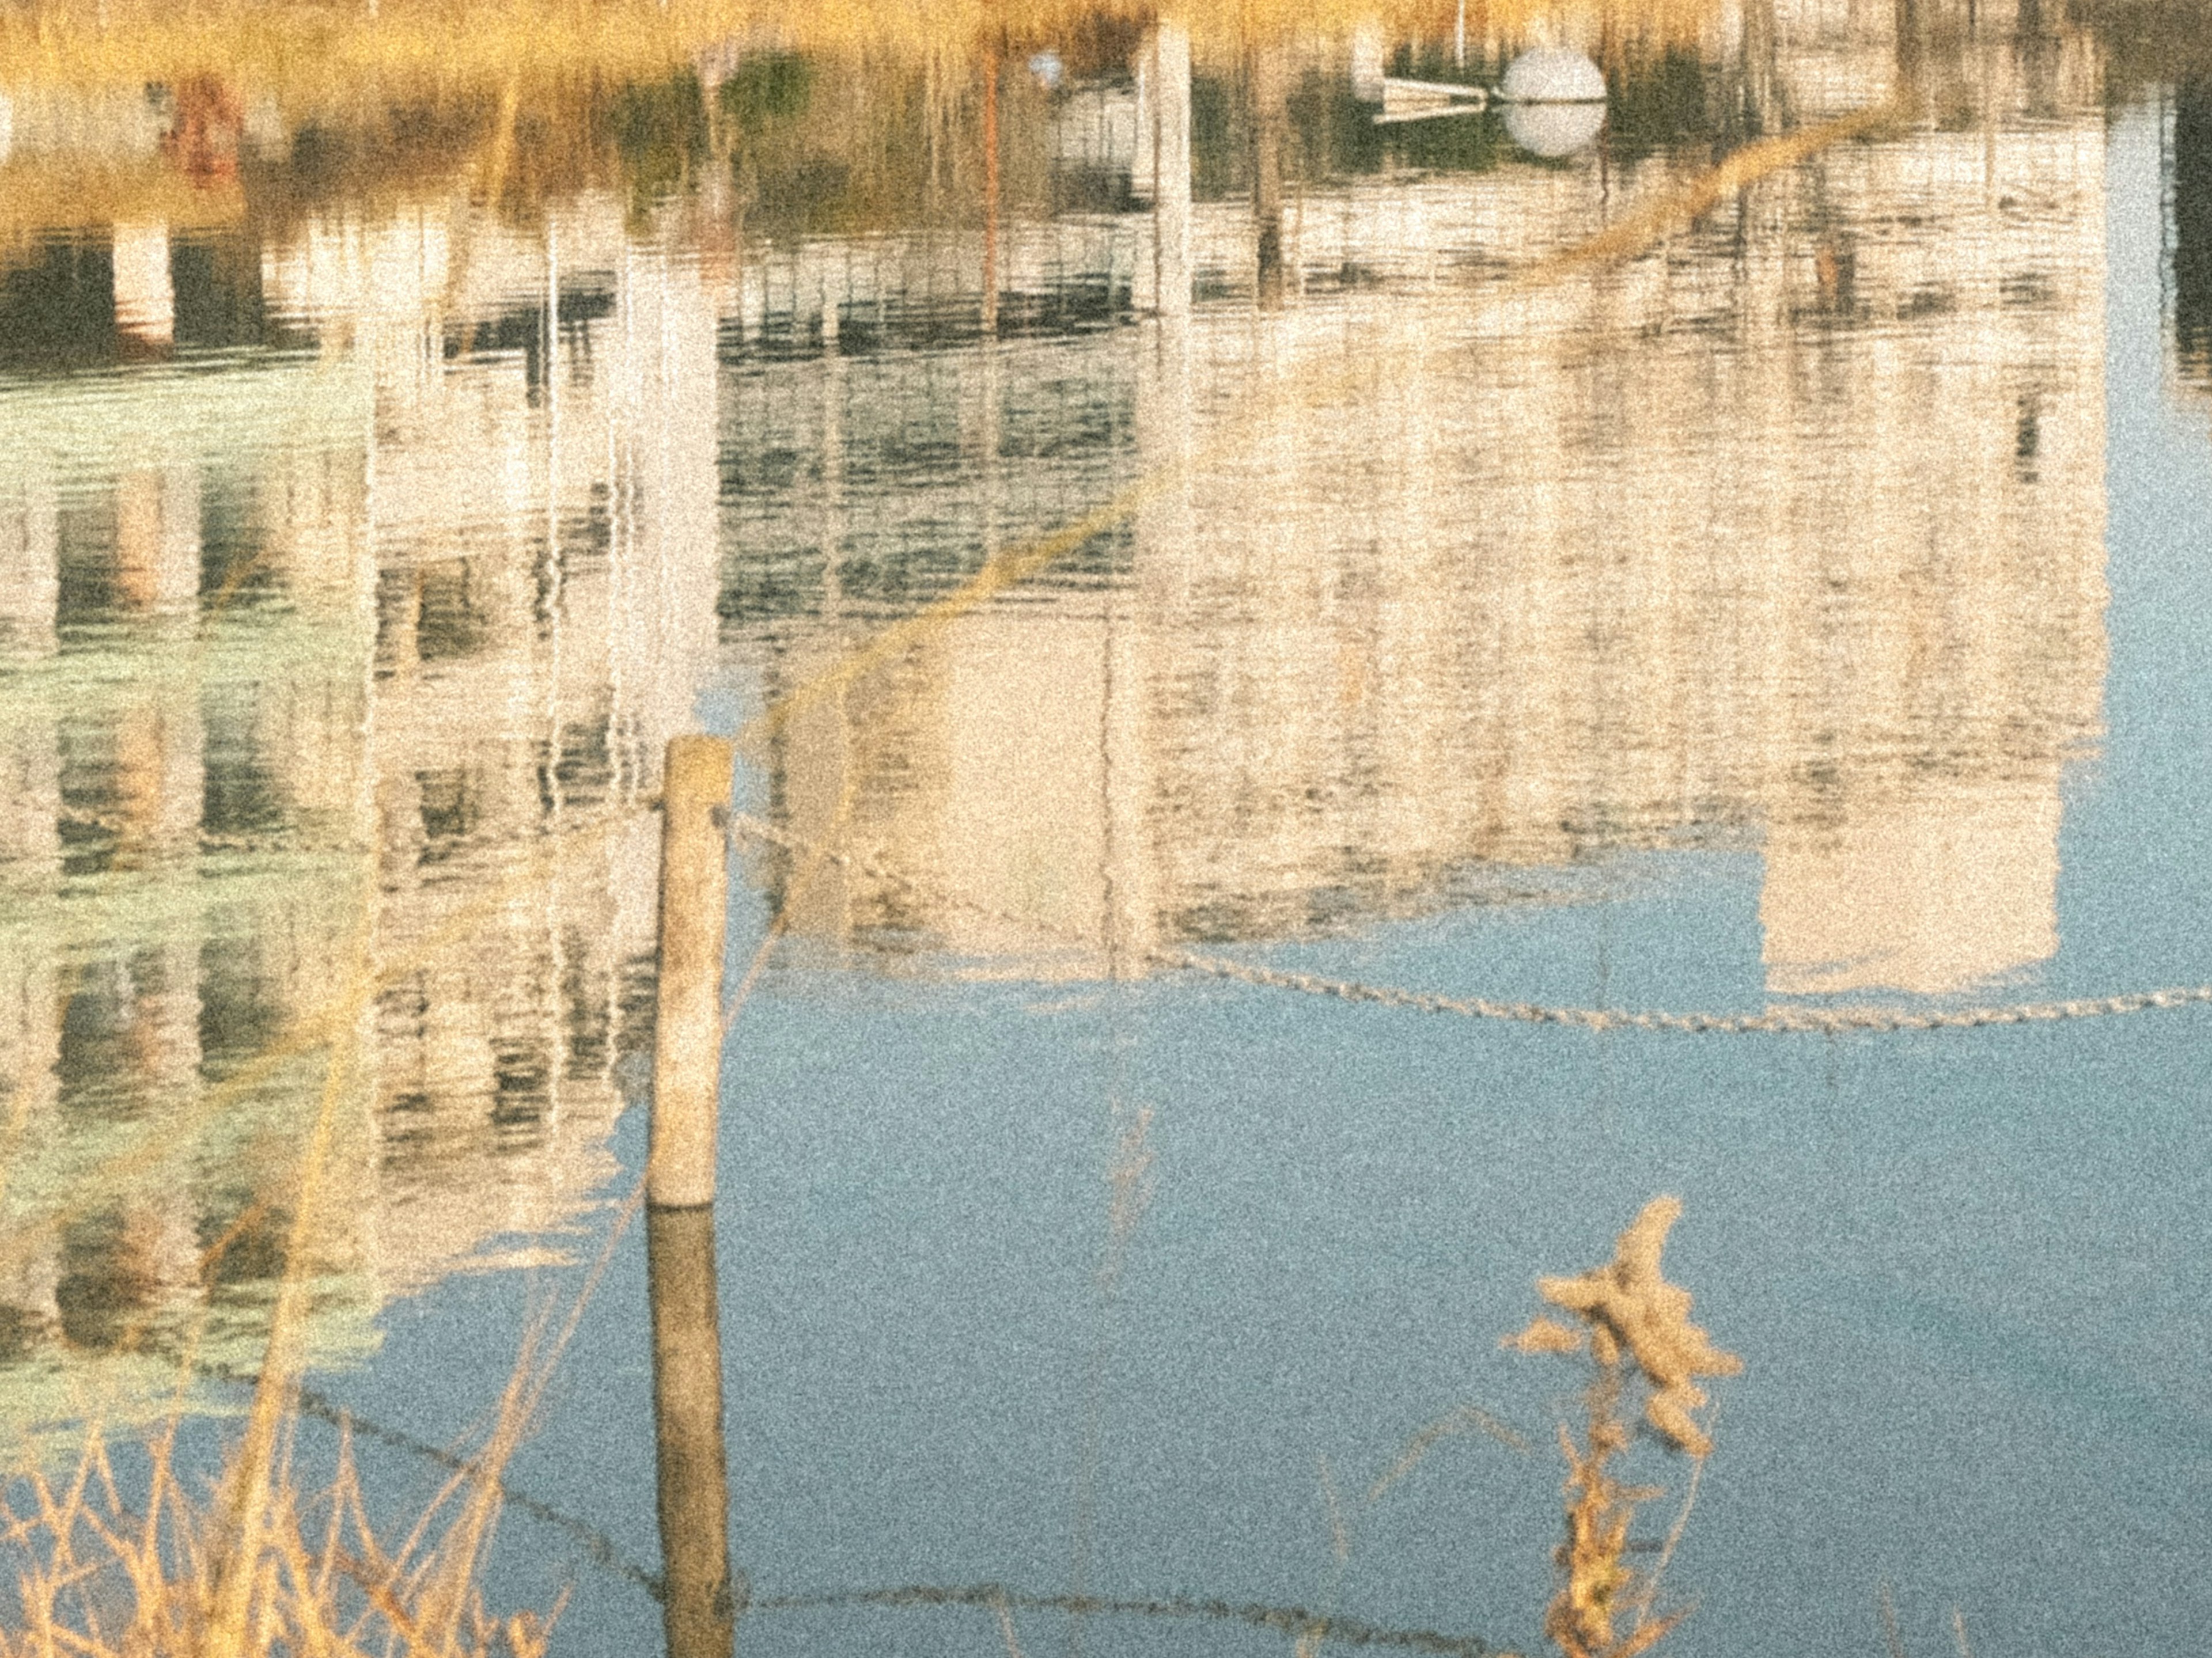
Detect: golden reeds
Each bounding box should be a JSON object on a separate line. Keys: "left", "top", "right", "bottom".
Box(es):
{"left": 0, "top": 0, "right": 1722, "bottom": 106}
{"left": 1506, "top": 1197, "right": 1738, "bottom": 1658}
{"left": 0, "top": 1396, "right": 558, "bottom": 1658}
{"left": 0, "top": 934, "right": 627, "bottom": 1657}
{"left": 0, "top": 1174, "right": 627, "bottom": 1657}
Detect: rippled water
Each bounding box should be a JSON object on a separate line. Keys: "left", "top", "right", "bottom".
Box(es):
{"left": 3, "top": 4, "right": 2211, "bottom": 1654}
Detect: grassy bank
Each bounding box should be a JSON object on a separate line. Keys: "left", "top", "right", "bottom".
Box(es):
{"left": 0, "top": 0, "right": 1719, "bottom": 102}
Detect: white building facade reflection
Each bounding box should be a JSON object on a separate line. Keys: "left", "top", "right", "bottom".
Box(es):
{"left": 0, "top": 0, "right": 2115, "bottom": 1429}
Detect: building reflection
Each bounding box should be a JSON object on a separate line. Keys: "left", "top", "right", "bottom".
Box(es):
{"left": 0, "top": 0, "right": 2125, "bottom": 1431}
{"left": 2170, "top": 79, "right": 2212, "bottom": 390}
{"left": 0, "top": 192, "right": 718, "bottom": 1431}
{"left": 741, "top": 1, "right": 2109, "bottom": 1000}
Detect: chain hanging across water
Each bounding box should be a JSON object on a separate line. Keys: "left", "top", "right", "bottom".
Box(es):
{"left": 725, "top": 814, "right": 2212, "bottom": 1037}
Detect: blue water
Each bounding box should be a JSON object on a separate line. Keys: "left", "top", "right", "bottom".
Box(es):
{"left": 294, "top": 98, "right": 2212, "bottom": 1658}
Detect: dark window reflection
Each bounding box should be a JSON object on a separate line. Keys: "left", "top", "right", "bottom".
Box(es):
{"left": 2174, "top": 81, "right": 2212, "bottom": 380}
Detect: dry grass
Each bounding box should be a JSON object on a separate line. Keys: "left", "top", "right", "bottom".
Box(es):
{"left": 0, "top": 1395, "right": 556, "bottom": 1658}
{"left": 1505, "top": 1197, "right": 1738, "bottom": 1658}
{"left": 0, "top": 1219, "right": 622, "bottom": 1658}
{"left": 0, "top": 0, "right": 1723, "bottom": 104}
{"left": 0, "top": 985, "right": 627, "bottom": 1657}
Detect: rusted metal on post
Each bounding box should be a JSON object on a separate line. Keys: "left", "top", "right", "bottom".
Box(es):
{"left": 649, "top": 734, "right": 734, "bottom": 1209}
{"left": 649, "top": 1204, "right": 739, "bottom": 1658}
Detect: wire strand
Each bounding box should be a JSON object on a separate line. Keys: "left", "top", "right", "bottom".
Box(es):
{"left": 727, "top": 813, "right": 2212, "bottom": 1038}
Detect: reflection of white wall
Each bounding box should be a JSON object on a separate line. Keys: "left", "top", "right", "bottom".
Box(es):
{"left": 0, "top": 86, "right": 166, "bottom": 161}
{"left": 0, "top": 187, "right": 729, "bottom": 1390}
{"left": 264, "top": 196, "right": 722, "bottom": 784}
{"left": 1133, "top": 25, "right": 1192, "bottom": 318}
{"left": 1762, "top": 791, "right": 2062, "bottom": 994}
{"left": 111, "top": 221, "right": 175, "bottom": 346}
{"left": 923, "top": 611, "right": 1127, "bottom": 972}
{"left": 1052, "top": 84, "right": 1139, "bottom": 170}
{"left": 0, "top": 468, "right": 58, "bottom": 655}
{"left": 113, "top": 462, "right": 198, "bottom": 608}
{"left": 268, "top": 197, "right": 721, "bottom": 1289}
{"left": 762, "top": 63, "right": 2108, "bottom": 995}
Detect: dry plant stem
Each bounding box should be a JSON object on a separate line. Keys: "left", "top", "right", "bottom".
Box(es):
{"left": 1548, "top": 1366, "right": 1636, "bottom": 1658}
{"left": 1366, "top": 1406, "right": 1527, "bottom": 1511}
{"left": 207, "top": 936, "right": 366, "bottom": 1658}
{"left": 1300, "top": 1408, "right": 1527, "bottom": 1658}
{"left": 1510, "top": 1198, "right": 1736, "bottom": 1658}
{"left": 0, "top": 1195, "right": 637, "bottom": 1658}
{"left": 989, "top": 1590, "right": 1026, "bottom": 1658}
{"left": 1625, "top": 1445, "right": 1705, "bottom": 1640}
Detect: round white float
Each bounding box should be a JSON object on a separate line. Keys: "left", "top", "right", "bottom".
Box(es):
{"left": 1505, "top": 99, "right": 1607, "bottom": 157}
{"left": 1498, "top": 46, "right": 1608, "bottom": 103}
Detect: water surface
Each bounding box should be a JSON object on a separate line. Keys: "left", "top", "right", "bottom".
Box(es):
{"left": 3, "top": 5, "right": 2211, "bottom": 1655}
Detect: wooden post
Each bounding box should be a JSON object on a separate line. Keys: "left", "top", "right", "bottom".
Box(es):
{"left": 647, "top": 736, "right": 739, "bottom": 1656}
{"left": 649, "top": 1205, "right": 739, "bottom": 1658}
{"left": 649, "top": 734, "right": 734, "bottom": 1209}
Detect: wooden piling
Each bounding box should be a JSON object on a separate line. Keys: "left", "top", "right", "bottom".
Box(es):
{"left": 649, "top": 1204, "right": 738, "bottom": 1658}
{"left": 649, "top": 734, "right": 734, "bottom": 1210}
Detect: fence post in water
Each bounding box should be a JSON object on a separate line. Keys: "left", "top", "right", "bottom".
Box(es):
{"left": 648, "top": 734, "right": 738, "bottom": 1658}
{"left": 649, "top": 734, "right": 734, "bottom": 1209}
{"left": 650, "top": 1204, "right": 738, "bottom": 1658}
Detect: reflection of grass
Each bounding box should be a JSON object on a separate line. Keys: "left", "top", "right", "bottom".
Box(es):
{"left": 0, "top": 164, "right": 243, "bottom": 260}
{"left": 0, "top": 0, "right": 1726, "bottom": 248}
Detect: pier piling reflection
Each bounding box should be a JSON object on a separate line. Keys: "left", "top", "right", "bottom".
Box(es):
{"left": 647, "top": 1202, "right": 738, "bottom": 1658}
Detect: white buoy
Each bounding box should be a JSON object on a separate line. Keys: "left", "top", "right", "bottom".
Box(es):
{"left": 1498, "top": 46, "right": 1607, "bottom": 103}
{"left": 1505, "top": 100, "right": 1607, "bottom": 156}
{"left": 1498, "top": 46, "right": 1605, "bottom": 155}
